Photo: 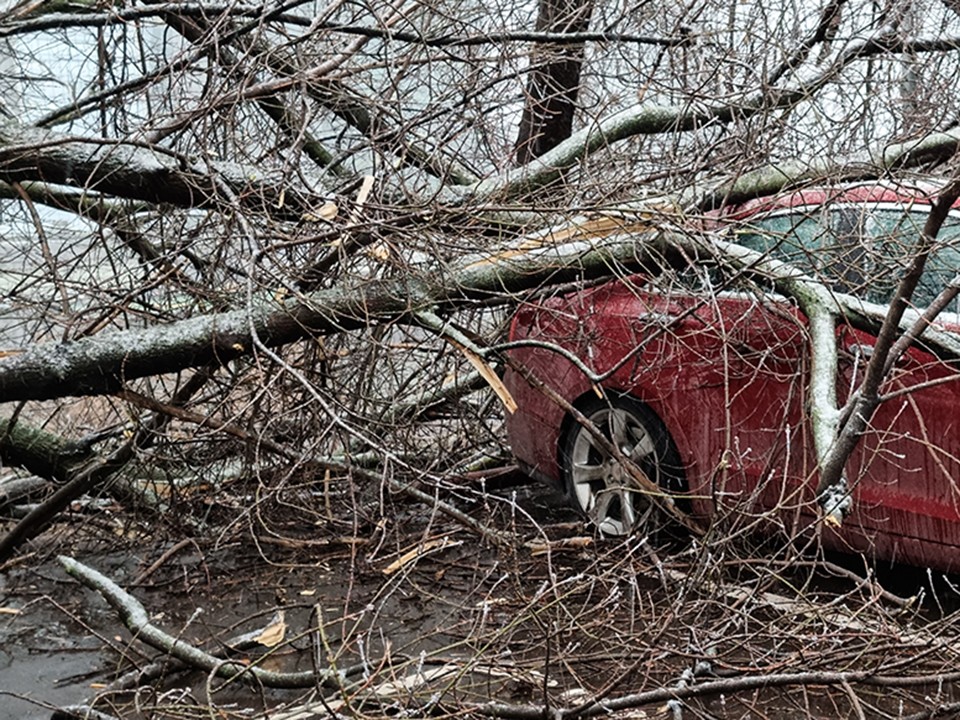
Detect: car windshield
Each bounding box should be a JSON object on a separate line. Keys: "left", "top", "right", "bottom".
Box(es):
{"left": 734, "top": 204, "right": 960, "bottom": 308}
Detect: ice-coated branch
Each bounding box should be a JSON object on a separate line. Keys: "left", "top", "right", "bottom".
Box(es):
{"left": 0, "top": 120, "right": 309, "bottom": 216}
{"left": 451, "top": 29, "right": 960, "bottom": 204}
{"left": 812, "top": 177, "right": 960, "bottom": 518}
{"left": 0, "top": 228, "right": 661, "bottom": 401}
{"left": 694, "top": 127, "right": 960, "bottom": 211}
{"left": 58, "top": 555, "right": 347, "bottom": 689}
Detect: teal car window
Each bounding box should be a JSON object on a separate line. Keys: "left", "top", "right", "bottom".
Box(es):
{"left": 735, "top": 205, "right": 960, "bottom": 308}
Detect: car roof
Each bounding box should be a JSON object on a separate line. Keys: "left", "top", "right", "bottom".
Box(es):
{"left": 723, "top": 179, "right": 960, "bottom": 222}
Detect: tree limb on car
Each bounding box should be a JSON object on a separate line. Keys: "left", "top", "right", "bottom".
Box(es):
{"left": 2, "top": 209, "right": 955, "bottom": 532}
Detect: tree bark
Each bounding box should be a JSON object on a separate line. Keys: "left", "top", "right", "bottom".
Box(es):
{"left": 0, "top": 120, "right": 308, "bottom": 217}
{"left": 514, "top": 0, "right": 595, "bottom": 165}
{"left": 0, "top": 416, "right": 91, "bottom": 483}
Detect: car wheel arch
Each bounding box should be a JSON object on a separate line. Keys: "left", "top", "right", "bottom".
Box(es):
{"left": 557, "top": 388, "right": 690, "bottom": 499}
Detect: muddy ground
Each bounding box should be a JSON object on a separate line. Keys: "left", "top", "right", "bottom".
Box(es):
{"left": 3, "top": 477, "right": 960, "bottom": 720}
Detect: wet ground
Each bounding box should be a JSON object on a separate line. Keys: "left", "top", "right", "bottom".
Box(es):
{"left": 0, "top": 478, "right": 575, "bottom": 719}
{"left": 1, "top": 551, "right": 138, "bottom": 720}
{"left": 4, "top": 478, "right": 960, "bottom": 719}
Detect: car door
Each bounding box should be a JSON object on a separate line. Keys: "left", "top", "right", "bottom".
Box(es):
{"left": 839, "top": 323, "right": 960, "bottom": 567}
{"left": 671, "top": 289, "right": 811, "bottom": 520}
{"left": 739, "top": 200, "right": 960, "bottom": 567}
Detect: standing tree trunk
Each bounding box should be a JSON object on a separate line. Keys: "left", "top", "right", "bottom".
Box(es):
{"left": 514, "top": 0, "right": 595, "bottom": 165}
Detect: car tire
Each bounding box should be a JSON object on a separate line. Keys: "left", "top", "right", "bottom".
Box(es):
{"left": 560, "top": 393, "right": 687, "bottom": 536}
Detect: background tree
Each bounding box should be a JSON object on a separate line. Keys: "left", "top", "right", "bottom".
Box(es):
{"left": 514, "top": 0, "right": 595, "bottom": 164}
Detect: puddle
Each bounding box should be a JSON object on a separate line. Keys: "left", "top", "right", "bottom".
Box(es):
{"left": 1, "top": 567, "right": 116, "bottom": 720}
{"left": 1, "top": 648, "right": 102, "bottom": 720}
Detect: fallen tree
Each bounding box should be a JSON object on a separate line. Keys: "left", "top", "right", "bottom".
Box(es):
{"left": 1, "top": 0, "right": 960, "bottom": 581}
{"left": 8, "top": 4, "right": 960, "bottom": 718}
{"left": 3, "top": 198, "right": 960, "bottom": 545}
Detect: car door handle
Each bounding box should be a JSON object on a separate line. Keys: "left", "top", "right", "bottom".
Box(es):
{"left": 847, "top": 343, "right": 874, "bottom": 359}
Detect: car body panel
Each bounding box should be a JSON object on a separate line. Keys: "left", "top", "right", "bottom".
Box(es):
{"left": 505, "top": 182, "right": 960, "bottom": 572}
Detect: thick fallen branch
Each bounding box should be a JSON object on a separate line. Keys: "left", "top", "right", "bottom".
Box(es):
{"left": 448, "top": 30, "right": 959, "bottom": 204}
{"left": 0, "top": 475, "right": 50, "bottom": 511}
{"left": 58, "top": 555, "right": 354, "bottom": 690}
{"left": 3, "top": 214, "right": 959, "bottom": 536}
{"left": 0, "top": 229, "right": 657, "bottom": 401}
{"left": 0, "top": 416, "right": 92, "bottom": 484}
{"left": 693, "top": 127, "right": 960, "bottom": 211}
{"left": 0, "top": 119, "right": 308, "bottom": 217}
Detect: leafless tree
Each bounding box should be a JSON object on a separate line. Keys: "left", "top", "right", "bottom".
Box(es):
{"left": 4, "top": 0, "right": 960, "bottom": 717}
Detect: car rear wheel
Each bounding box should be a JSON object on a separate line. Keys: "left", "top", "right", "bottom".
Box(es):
{"left": 561, "top": 394, "right": 686, "bottom": 536}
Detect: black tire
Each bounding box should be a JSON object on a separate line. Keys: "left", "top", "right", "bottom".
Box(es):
{"left": 560, "top": 393, "right": 687, "bottom": 536}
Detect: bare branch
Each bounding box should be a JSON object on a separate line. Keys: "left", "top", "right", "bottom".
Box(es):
{"left": 0, "top": 120, "right": 310, "bottom": 216}
{"left": 815, "top": 177, "right": 960, "bottom": 504}
{"left": 58, "top": 555, "right": 351, "bottom": 689}
{"left": 0, "top": 4, "right": 687, "bottom": 47}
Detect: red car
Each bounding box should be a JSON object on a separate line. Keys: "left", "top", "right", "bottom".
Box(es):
{"left": 504, "top": 182, "right": 960, "bottom": 571}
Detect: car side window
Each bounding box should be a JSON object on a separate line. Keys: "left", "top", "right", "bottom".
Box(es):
{"left": 734, "top": 204, "right": 960, "bottom": 309}
{"left": 874, "top": 209, "right": 960, "bottom": 310}
{"left": 733, "top": 206, "right": 870, "bottom": 296}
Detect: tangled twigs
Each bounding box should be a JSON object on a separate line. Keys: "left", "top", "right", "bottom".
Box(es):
{"left": 0, "top": 368, "right": 215, "bottom": 563}
{"left": 58, "top": 556, "right": 354, "bottom": 690}
{"left": 121, "top": 375, "right": 515, "bottom": 547}
{"left": 474, "top": 668, "right": 960, "bottom": 719}
{"left": 50, "top": 706, "right": 122, "bottom": 720}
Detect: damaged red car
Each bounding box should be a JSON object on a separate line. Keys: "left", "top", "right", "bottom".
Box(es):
{"left": 504, "top": 182, "right": 960, "bottom": 572}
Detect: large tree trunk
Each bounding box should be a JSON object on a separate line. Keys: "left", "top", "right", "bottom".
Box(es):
{"left": 514, "top": 0, "right": 594, "bottom": 165}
